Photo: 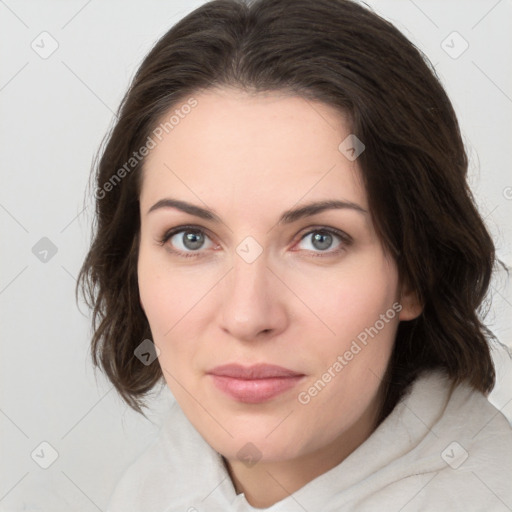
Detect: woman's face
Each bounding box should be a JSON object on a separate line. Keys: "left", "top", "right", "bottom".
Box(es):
{"left": 138, "top": 88, "right": 418, "bottom": 466}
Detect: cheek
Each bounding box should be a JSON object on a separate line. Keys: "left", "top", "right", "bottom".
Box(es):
{"left": 137, "top": 260, "right": 172, "bottom": 339}
{"left": 138, "top": 267, "right": 193, "bottom": 390}
{"left": 137, "top": 246, "right": 220, "bottom": 383}
{"left": 286, "top": 250, "right": 400, "bottom": 342}
{"left": 334, "top": 273, "right": 398, "bottom": 341}
{"left": 289, "top": 250, "right": 400, "bottom": 405}
{"left": 138, "top": 245, "right": 208, "bottom": 338}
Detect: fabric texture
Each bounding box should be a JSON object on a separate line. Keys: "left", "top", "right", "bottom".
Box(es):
{"left": 107, "top": 369, "right": 512, "bottom": 511}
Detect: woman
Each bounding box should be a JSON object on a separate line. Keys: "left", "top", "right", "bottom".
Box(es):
{"left": 77, "top": 0, "right": 512, "bottom": 510}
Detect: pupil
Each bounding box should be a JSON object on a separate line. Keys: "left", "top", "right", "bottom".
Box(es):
{"left": 183, "top": 231, "right": 204, "bottom": 250}
{"left": 312, "top": 232, "right": 332, "bottom": 250}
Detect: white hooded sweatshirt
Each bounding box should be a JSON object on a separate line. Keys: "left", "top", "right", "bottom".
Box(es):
{"left": 107, "top": 370, "right": 512, "bottom": 511}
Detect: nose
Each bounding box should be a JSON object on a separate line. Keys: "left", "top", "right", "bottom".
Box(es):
{"left": 218, "top": 253, "right": 289, "bottom": 342}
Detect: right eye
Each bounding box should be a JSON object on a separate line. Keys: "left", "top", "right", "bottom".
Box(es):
{"left": 159, "top": 226, "right": 218, "bottom": 258}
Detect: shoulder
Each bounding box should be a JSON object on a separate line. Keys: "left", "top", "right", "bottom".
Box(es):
{"left": 414, "top": 370, "right": 512, "bottom": 465}
{"left": 331, "top": 370, "right": 512, "bottom": 511}
{"left": 106, "top": 401, "right": 223, "bottom": 512}
{"left": 434, "top": 374, "right": 512, "bottom": 506}
{"left": 106, "top": 424, "right": 174, "bottom": 512}
{"left": 395, "top": 370, "right": 512, "bottom": 510}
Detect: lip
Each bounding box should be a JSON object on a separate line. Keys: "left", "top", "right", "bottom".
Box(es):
{"left": 207, "top": 364, "right": 304, "bottom": 404}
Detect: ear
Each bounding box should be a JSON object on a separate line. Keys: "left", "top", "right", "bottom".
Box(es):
{"left": 398, "top": 286, "right": 423, "bottom": 321}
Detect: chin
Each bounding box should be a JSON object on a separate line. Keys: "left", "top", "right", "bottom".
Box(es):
{"left": 219, "top": 437, "right": 306, "bottom": 464}
{"left": 199, "top": 412, "right": 316, "bottom": 463}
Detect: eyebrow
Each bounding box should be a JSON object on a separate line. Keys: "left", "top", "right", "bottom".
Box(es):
{"left": 147, "top": 198, "right": 367, "bottom": 224}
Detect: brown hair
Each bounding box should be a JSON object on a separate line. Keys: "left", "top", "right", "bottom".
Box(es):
{"left": 77, "top": 0, "right": 496, "bottom": 420}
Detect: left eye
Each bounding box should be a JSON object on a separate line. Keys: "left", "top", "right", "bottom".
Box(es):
{"left": 296, "top": 230, "right": 343, "bottom": 252}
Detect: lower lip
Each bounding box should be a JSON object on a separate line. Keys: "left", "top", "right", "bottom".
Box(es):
{"left": 209, "top": 375, "right": 304, "bottom": 403}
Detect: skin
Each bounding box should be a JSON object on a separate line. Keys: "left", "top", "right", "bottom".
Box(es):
{"left": 137, "top": 87, "right": 421, "bottom": 507}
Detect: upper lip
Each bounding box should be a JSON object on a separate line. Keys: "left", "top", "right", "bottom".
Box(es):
{"left": 207, "top": 363, "right": 303, "bottom": 379}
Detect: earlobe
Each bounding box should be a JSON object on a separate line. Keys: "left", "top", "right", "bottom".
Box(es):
{"left": 398, "top": 288, "right": 423, "bottom": 321}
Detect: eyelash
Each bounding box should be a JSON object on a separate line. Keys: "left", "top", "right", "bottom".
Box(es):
{"left": 157, "top": 224, "right": 352, "bottom": 259}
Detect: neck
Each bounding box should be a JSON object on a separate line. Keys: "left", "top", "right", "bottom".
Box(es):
{"left": 224, "top": 389, "right": 384, "bottom": 508}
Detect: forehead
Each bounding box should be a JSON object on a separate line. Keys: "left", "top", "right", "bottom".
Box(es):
{"left": 140, "top": 88, "right": 367, "bottom": 217}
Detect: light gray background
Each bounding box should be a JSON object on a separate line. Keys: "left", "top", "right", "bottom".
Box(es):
{"left": 1, "top": 1, "right": 511, "bottom": 510}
